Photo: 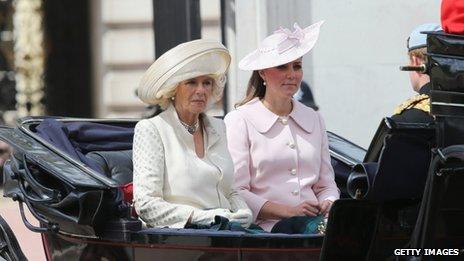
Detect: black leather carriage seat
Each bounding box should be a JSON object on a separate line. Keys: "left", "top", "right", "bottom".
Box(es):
{"left": 347, "top": 118, "right": 435, "bottom": 201}
{"left": 87, "top": 150, "right": 133, "bottom": 185}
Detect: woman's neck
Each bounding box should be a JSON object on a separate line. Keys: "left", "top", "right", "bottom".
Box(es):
{"left": 174, "top": 105, "right": 199, "bottom": 125}
{"left": 261, "top": 95, "right": 293, "bottom": 116}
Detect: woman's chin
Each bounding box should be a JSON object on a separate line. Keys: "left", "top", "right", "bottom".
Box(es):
{"left": 282, "top": 91, "right": 297, "bottom": 99}
{"left": 282, "top": 87, "right": 298, "bottom": 97}
{"left": 188, "top": 104, "right": 207, "bottom": 114}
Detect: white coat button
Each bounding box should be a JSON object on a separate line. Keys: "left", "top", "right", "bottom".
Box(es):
{"left": 290, "top": 168, "right": 297, "bottom": 175}
{"left": 280, "top": 117, "right": 288, "bottom": 125}
{"left": 292, "top": 190, "right": 299, "bottom": 196}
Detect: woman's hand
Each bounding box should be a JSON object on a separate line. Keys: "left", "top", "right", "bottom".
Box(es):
{"left": 190, "top": 208, "right": 233, "bottom": 226}
{"left": 319, "top": 200, "right": 334, "bottom": 217}
{"left": 287, "top": 201, "right": 320, "bottom": 217}
{"left": 230, "top": 208, "right": 253, "bottom": 228}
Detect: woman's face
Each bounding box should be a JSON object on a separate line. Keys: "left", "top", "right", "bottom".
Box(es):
{"left": 259, "top": 58, "right": 303, "bottom": 99}
{"left": 174, "top": 75, "right": 214, "bottom": 115}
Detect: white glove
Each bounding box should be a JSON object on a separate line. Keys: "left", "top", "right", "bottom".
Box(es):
{"left": 190, "top": 208, "right": 233, "bottom": 226}
{"left": 229, "top": 208, "right": 253, "bottom": 228}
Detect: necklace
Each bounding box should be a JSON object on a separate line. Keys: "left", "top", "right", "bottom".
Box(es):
{"left": 179, "top": 119, "right": 199, "bottom": 134}
{"left": 278, "top": 115, "right": 289, "bottom": 124}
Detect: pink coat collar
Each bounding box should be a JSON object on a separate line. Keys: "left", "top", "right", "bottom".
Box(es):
{"left": 237, "top": 98, "right": 316, "bottom": 133}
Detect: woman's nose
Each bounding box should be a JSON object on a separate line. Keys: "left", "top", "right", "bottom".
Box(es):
{"left": 287, "top": 69, "right": 296, "bottom": 79}
{"left": 194, "top": 84, "right": 208, "bottom": 94}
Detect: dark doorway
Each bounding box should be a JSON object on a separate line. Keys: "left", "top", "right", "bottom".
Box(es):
{"left": 42, "top": 0, "right": 92, "bottom": 117}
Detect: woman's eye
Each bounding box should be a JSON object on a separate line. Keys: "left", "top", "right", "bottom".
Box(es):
{"left": 276, "top": 65, "right": 287, "bottom": 70}
{"left": 186, "top": 80, "right": 196, "bottom": 85}
{"left": 294, "top": 64, "right": 302, "bottom": 70}
{"left": 203, "top": 81, "right": 213, "bottom": 86}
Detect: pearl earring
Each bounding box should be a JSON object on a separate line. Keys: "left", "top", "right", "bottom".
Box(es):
{"left": 263, "top": 81, "right": 267, "bottom": 86}
{"left": 171, "top": 96, "right": 175, "bottom": 101}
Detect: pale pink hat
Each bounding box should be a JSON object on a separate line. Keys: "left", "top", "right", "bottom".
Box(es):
{"left": 238, "top": 21, "right": 324, "bottom": 71}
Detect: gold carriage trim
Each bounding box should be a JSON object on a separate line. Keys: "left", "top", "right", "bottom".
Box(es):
{"left": 393, "top": 94, "right": 430, "bottom": 115}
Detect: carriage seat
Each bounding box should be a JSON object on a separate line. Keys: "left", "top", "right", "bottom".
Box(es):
{"left": 347, "top": 118, "right": 435, "bottom": 201}
{"left": 87, "top": 150, "right": 133, "bottom": 185}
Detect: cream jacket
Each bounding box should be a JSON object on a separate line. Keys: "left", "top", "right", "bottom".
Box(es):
{"left": 133, "top": 105, "right": 248, "bottom": 228}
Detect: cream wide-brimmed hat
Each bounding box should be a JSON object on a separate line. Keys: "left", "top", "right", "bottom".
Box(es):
{"left": 138, "top": 39, "right": 231, "bottom": 107}
{"left": 238, "top": 21, "right": 324, "bottom": 71}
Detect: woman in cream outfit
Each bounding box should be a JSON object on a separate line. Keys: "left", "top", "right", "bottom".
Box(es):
{"left": 133, "top": 39, "right": 252, "bottom": 228}
{"left": 225, "top": 22, "right": 339, "bottom": 233}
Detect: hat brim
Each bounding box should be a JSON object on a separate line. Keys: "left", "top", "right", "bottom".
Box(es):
{"left": 239, "top": 46, "right": 310, "bottom": 71}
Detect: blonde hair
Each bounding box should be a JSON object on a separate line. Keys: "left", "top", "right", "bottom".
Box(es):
{"left": 156, "top": 87, "right": 177, "bottom": 109}
{"left": 160, "top": 75, "right": 224, "bottom": 109}
{"left": 235, "top": 71, "right": 266, "bottom": 107}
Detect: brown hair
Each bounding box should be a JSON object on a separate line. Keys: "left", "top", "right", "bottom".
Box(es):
{"left": 235, "top": 71, "right": 266, "bottom": 107}
{"left": 408, "top": 47, "right": 427, "bottom": 63}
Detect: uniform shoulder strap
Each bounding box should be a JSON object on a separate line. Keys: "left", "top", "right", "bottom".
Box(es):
{"left": 393, "top": 94, "right": 430, "bottom": 115}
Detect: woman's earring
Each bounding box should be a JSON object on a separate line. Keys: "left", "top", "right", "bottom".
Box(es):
{"left": 171, "top": 96, "right": 175, "bottom": 101}
{"left": 263, "top": 81, "right": 267, "bottom": 86}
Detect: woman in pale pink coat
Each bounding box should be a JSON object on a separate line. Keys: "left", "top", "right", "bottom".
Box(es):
{"left": 224, "top": 22, "right": 339, "bottom": 233}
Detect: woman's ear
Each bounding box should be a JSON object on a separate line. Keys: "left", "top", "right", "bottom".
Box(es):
{"left": 171, "top": 85, "right": 179, "bottom": 102}
{"left": 258, "top": 70, "right": 266, "bottom": 82}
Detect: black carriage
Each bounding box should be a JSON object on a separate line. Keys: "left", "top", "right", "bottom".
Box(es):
{"left": 0, "top": 116, "right": 362, "bottom": 261}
